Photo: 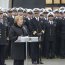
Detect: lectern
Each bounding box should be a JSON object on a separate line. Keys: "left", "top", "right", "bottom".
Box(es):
{"left": 15, "top": 36, "right": 38, "bottom": 65}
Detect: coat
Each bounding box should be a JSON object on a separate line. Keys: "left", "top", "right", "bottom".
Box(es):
{"left": 29, "top": 17, "right": 43, "bottom": 59}
{"left": 7, "top": 16, "right": 14, "bottom": 28}
{"left": 24, "top": 17, "right": 32, "bottom": 36}
{"left": 54, "top": 17, "right": 62, "bottom": 41}
{"left": 30, "top": 17, "right": 43, "bottom": 36}
{"left": 45, "top": 20, "right": 56, "bottom": 41}
{"left": 0, "top": 22, "right": 7, "bottom": 45}
{"left": 61, "top": 18, "right": 65, "bottom": 39}
{"left": 9, "top": 23, "right": 28, "bottom": 60}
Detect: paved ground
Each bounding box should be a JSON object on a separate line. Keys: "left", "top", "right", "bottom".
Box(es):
{"left": 5, "top": 59, "right": 65, "bottom": 65}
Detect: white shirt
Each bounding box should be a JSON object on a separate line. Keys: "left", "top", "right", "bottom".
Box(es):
{"left": 35, "top": 17, "right": 39, "bottom": 21}
{"left": 49, "top": 20, "right": 53, "bottom": 24}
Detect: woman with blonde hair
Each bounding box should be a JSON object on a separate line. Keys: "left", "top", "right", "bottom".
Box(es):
{"left": 9, "top": 15, "right": 28, "bottom": 65}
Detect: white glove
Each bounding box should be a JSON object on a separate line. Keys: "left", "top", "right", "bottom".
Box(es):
{"left": 42, "top": 30, "right": 45, "bottom": 34}
{"left": 33, "top": 31, "right": 37, "bottom": 35}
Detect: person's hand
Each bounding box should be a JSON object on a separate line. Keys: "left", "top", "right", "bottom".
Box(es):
{"left": 37, "top": 32, "right": 42, "bottom": 36}
{"left": 42, "top": 30, "right": 45, "bottom": 34}
{"left": 33, "top": 31, "right": 37, "bottom": 35}
{"left": 39, "top": 44, "right": 41, "bottom": 48}
{"left": 7, "top": 37, "right": 9, "bottom": 40}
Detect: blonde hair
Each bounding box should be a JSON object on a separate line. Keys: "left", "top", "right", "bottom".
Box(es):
{"left": 14, "top": 15, "right": 23, "bottom": 23}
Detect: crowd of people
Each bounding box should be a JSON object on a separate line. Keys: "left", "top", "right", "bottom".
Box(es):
{"left": 0, "top": 6, "right": 65, "bottom": 65}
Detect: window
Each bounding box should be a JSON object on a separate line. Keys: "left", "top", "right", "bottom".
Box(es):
{"left": 46, "top": 0, "right": 65, "bottom": 9}
{"left": 46, "top": 0, "right": 52, "bottom": 4}
{"left": 61, "top": 0, "right": 65, "bottom": 4}
{"left": 46, "top": 0, "right": 61, "bottom": 4}
{"left": 54, "top": 0, "right": 60, "bottom": 4}
{"left": 46, "top": 0, "right": 65, "bottom": 4}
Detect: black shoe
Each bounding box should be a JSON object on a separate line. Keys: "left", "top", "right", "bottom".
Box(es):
{"left": 39, "top": 62, "right": 44, "bottom": 64}
{"left": 50, "top": 57, "right": 54, "bottom": 59}
{"left": 60, "top": 56, "right": 65, "bottom": 59}
{"left": 46, "top": 57, "right": 50, "bottom": 59}
{"left": 32, "top": 61, "right": 37, "bottom": 64}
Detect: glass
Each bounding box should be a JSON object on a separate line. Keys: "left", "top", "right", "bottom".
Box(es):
{"left": 54, "top": 0, "right": 60, "bottom": 4}
{"left": 46, "top": 0, "right": 52, "bottom": 4}
{"left": 61, "top": 0, "right": 65, "bottom": 4}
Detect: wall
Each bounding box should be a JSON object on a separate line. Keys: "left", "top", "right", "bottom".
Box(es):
{"left": 12, "top": 0, "right": 45, "bottom": 8}
{"left": 0, "top": 0, "right": 9, "bottom": 9}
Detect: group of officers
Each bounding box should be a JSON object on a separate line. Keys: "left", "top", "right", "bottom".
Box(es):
{"left": 0, "top": 6, "right": 65, "bottom": 65}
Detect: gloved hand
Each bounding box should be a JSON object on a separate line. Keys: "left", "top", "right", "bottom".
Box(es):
{"left": 7, "top": 37, "right": 9, "bottom": 40}
{"left": 37, "top": 32, "right": 42, "bottom": 36}
{"left": 42, "top": 30, "right": 45, "bottom": 34}
{"left": 33, "top": 31, "right": 37, "bottom": 35}
{"left": 39, "top": 44, "right": 41, "bottom": 48}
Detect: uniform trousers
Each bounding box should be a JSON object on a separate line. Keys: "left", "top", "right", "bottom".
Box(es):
{"left": 0, "top": 45, "right": 6, "bottom": 65}
{"left": 14, "top": 60, "right": 24, "bottom": 65}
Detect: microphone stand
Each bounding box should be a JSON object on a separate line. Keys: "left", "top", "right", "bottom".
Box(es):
{"left": 38, "top": 35, "right": 43, "bottom": 64}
